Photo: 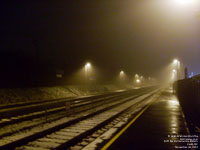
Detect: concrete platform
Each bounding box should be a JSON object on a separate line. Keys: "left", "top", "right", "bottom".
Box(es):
{"left": 104, "top": 89, "right": 192, "bottom": 150}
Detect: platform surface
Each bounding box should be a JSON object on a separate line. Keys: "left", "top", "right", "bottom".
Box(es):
{"left": 107, "top": 90, "right": 190, "bottom": 150}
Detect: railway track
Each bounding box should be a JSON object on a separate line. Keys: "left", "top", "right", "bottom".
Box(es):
{"left": 0, "top": 87, "right": 152, "bottom": 128}
{"left": 71, "top": 91, "right": 161, "bottom": 150}
{"left": 0, "top": 86, "right": 158, "bottom": 150}
{"left": 0, "top": 90, "right": 125, "bottom": 119}
{"left": 0, "top": 90, "right": 133, "bottom": 127}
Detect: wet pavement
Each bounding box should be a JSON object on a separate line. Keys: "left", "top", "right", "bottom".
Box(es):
{"left": 107, "top": 90, "right": 192, "bottom": 150}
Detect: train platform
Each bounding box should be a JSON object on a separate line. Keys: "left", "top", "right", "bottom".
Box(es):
{"left": 102, "top": 89, "right": 197, "bottom": 150}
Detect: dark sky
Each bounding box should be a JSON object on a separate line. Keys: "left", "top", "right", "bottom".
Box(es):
{"left": 1, "top": 0, "right": 200, "bottom": 82}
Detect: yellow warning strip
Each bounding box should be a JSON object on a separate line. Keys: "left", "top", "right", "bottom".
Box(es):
{"left": 101, "top": 102, "right": 153, "bottom": 150}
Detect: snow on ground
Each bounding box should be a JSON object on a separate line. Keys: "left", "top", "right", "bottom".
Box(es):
{"left": 0, "top": 86, "right": 75, "bottom": 104}
{"left": 0, "top": 84, "right": 133, "bottom": 105}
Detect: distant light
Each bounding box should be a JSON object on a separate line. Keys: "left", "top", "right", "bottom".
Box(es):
{"left": 135, "top": 74, "right": 139, "bottom": 78}
{"left": 189, "top": 72, "right": 194, "bottom": 78}
{"left": 140, "top": 76, "right": 144, "bottom": 79}
{"left": 85, "top": 62, "right": 91, "bottom": 68}
{"left": 120, "top": 71, "right": 125, "bottom": 77}
{"left": 173, "top": 59, "right": 179, "bottom": 64}
{"left": 56, "top": 74, "right": 62, "bottom": 78}
{"left": 136, "top": 79, "right": 141, "bottom": 83}
{"left": 173, "top": 69, "right": 177, "bottom": 73}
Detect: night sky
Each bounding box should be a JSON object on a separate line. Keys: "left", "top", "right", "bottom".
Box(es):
{"left": 0, "top": 0, "right": 200, "bottom": 85}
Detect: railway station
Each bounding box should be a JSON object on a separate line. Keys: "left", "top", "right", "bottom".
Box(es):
{"left": 0, "top": 0, "right": 200, "bottom": 149}
{"left": 0, "top": 75, "right": 199, "bottom": 150}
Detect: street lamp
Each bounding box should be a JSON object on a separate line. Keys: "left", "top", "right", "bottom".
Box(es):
{"left": 136, "top": 79, "right": 141, "bottom": 83}
{"left": 120, "top": 71, "right": 124, "bottom": 76}
{"left": 120, "top": 70, "right": 124, "bottom": 81}
{"left": 172, "top": 69, "right": 177, "bottom": 73}
{"left": 85, "top": 62, "right": 91, "bottom": 84}
{"left": 173, "top": 59, "right": 180, "bottom": 80}
{"left": 173, "top": 59, "right": 178, "bottom": 64}
{"left": 119, "top": 70, "right": 126, "bottom": 85}
{"left": 135, "top": 74, "right": 139, "bottom": 79}
{"left": 172, "top": 71, "right": 176, "bottom": 80}
{"left": 85, "top": 63, "right": 91, "bottom": 69}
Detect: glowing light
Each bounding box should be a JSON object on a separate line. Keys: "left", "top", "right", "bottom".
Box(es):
{"left": 120, "top": 71, "right": 124, "bottom": 74}
{"left": 189, "top": 72, "right": 194, "bottom": 78}
{"left": 135, "top": 74, "right": 139, "bottom": 78}
{"left": 168, "top": 99, "right": 179, "bottom": 106}
{"left": 136, "top": 79, "right": 141, "bottom": 83}
{"left": 120, "top": 71, "right": 125, "bottom": 79}
{"left": 175, "top": 0, "right": 193, "bottom": 5}
{"left": 173, "top": 69, "right": 177, "bottom": 73}
{"left": 85, "top": 62, "right": 91, "bottom": 69}
{"left": 85, "top": 62, "right": 92, "bottom": 84}
{"left": 173, "top": 59, "right": 179, "bottom": 64}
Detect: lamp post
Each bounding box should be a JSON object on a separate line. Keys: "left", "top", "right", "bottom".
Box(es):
{"left": 133, "top": 74, "right": 140, "bottom": 87}
{"left": 119, "top": 70, "right": 125, "bottom": 85}
{"left": 173, "top": 59, "right": 180, "bottom": 80}
{"left": 85, "top": 62, "right": 91, "bottom": 84}
{"left": 120, "top": 71, "right": 124, "bottom": 77}
{"left": 136, "top": 79, "right": 141, "bottom": 83}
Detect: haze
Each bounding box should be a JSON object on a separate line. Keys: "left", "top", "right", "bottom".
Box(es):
{"left": 0, "top": 0, "right": 199, "bottom": 85}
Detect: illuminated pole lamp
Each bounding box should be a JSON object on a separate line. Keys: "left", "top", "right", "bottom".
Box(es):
{"left": 133, "top": 74, "right": 138, "bottom": 84}
{"left": 136, "top": 79, "right": 141, "bottom": 83}
{"left": 140, "top": 76, "right": 144, "bottom": 80}
{"left": 136, "top": 79, "right": 141, "bottom": 87}
{"left": 119, "top": 70, "right": 125, "bottom": 84}
{"left": 173, "top": 59, "right": 178, "bottom": 64}
{"left": 172, "top": 69, "right": 177, "bottom": 79}
{"left": 120, "top": 70, "right": 124, "bottom": 77}
{"left": 85, "top": 62, "right": 91, "bottom": 84}
{"left": 135, "top": 74, "right": 139, "bottom": 79}
{"left": 173, "top": 69, "right": 177, "bottom": 73}
{"left": 140, "top": 76, "right": 145, "bottom": 85}
{"left": 171, "top": 71, "right": 176, "bottom": 81}
{"left": 173, "top": 59, "right": 180, "bottom": 80}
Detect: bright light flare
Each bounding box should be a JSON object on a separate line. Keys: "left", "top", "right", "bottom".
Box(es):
{"left": 175, "top": 0, "right": 193, "bottom": 5}
{"left": 120, "top": 70, "right": 124, "bottom": 74}
{"left": 136, "top": 79, "right": 141, "bottom": 83}
{"left": 120, "top": 71, "right": 125, "bottom": 78}
{"left": 85, "top": 62, "right": 91, "bottom": 69}
{"left": 173, "top": 59, "right": 179, "bottom": 64}
{"left": 172, "top": 69, "right": 177, "bottom": 73}
{"left": 168, "top": 99, "right": 179, "bottom": 106}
